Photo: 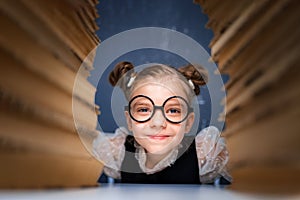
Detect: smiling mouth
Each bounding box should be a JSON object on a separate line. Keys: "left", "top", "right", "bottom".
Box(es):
{"left": 148, "top": 135, "right": 171, "bottom": 140}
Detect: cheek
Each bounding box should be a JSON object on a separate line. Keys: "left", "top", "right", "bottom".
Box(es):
{"left": 131, "top": 122, "right": 146, "bottom": 136}
{"left": 132, "top": 122, "right": 146, "bottom": 129}
{"left": 170, "top": 123, "right": 187, "bottom": 134}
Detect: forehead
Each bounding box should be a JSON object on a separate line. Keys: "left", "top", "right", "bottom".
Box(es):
{"left": 130, "top": 81, "right": 188, "bottom": 103}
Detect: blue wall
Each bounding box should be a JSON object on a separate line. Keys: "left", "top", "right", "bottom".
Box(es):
{"left": 93, "top": 0, "right": 219, "bottom": 133}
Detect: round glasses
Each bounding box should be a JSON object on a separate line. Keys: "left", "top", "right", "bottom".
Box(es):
{"left": 125, "top": 95, "right": 193, "bottom": 124}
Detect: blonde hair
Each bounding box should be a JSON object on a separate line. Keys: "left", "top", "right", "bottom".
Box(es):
{"left": 109, "top": 62, "right": 208, "bottom": 103}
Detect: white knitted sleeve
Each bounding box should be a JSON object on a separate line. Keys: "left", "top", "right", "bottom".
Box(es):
{"left": 92, "top": 127, "right": 128, "bottom": 179}
{"left": 195, "top": 126, "right": 232, "bottom": 184}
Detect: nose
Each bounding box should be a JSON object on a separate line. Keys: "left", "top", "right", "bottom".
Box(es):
{"left": 150, "top": 109, "right": 166, "bottom": 128}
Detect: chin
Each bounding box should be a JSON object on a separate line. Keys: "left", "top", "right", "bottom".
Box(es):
{"left": 145, "top": 145, "right": 172, "bottom": 155}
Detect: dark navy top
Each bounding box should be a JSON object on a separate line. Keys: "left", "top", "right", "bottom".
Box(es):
{"left": 120, "top": 135, "right": 201, "bottom": 184}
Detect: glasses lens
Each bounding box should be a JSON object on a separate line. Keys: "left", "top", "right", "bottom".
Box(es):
{"left": 164, "top": 97, "right": 189, "bottom": 123}
{"left": 129, "top": 96, "right": 153, "bottom": 122}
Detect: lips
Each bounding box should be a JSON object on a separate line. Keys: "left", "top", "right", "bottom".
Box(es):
{"left": 148, "top": 135, "right": 171, "bottom": 140}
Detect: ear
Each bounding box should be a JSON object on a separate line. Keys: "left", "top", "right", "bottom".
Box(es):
{"left": 125, "top": 111, "right": 133, "bottom": 131}
{"left": 185, "top": 112, "right": 195, "bottom": 134}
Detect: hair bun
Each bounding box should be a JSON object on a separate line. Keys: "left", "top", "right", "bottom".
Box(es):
{"left": 109, "top": 61, "right": 134, "bottom": 86}
{"left": 178, "top": 64, "right": 208, "bottom": 95}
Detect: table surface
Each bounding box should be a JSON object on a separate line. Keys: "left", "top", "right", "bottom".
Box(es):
{"left": 0, "top": 184, "right": 299, "bottom": 200}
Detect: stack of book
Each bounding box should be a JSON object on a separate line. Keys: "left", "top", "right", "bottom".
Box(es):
{"left": 195, "top": 0, "right": 300, "bottom": 193}
{"left": 0, "top": 0, "right": 103, "bottom": 188}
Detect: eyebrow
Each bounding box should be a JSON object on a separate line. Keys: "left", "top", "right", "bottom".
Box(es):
{"left": 164, "top": 103, "right": 184, "bottom": 108}
{"left": 165, "top": 99, "right": 184, "bottom": 105}
{"left": 132, "top": 102, "right": 152, "bottom": 107}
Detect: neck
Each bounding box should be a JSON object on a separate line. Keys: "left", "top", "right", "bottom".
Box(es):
{"left": 145, "top": 151, "right": 171, "bottom": 169}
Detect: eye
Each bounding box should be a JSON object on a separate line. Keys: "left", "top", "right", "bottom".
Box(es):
{"left": 134, "top": 105, "right": 153, "bottom": 114}
{"left": 137, "top": 107, "right": 150, "bottom": 113}
{"left": 166, "top": 108, "right": 181, "bottom": 114}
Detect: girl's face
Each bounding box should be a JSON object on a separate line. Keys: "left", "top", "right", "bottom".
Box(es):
{"left": 125, "top": 81, "right": 195, "bottom": 156}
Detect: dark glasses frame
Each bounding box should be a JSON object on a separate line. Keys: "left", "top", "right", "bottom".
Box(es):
{"left": 124, "top": 95, "right": 194, "bottom": 124}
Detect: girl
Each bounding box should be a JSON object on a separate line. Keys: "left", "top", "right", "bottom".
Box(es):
{"left": 93, "top": 61, "right": 231, "bottom": 184}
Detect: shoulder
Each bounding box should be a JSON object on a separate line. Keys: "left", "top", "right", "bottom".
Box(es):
{"left": 195, "top": 126, "right": 221, "bottom": 143}
{"left": 197, "top": 126, "right": 220, "bottom": 136}
{"left": 114, "top": 127, "right": 130, "bottom": 138}
{"left": 93, "top": 127, "right": 129, "bottom": 149}
{"left": 107, "top": 127, "right": 130, "bottom": 147}
{"left": 195, "top": 126, "right": 222, "bottom": 158}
